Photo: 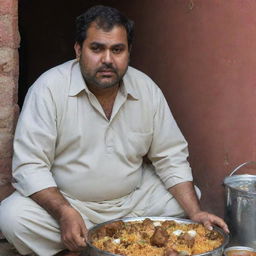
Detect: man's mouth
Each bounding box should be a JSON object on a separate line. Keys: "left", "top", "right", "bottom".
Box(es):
{"left": 98, "top": 69, "right": 116, "bottom": 76}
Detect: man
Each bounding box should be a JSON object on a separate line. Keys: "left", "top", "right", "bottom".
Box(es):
{"left": 0, "top": 5, "right": 228, "bottom": 256}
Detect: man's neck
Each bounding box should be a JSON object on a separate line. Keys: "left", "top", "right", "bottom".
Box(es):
{"left": 87, "top": 83, "right": 120, "bottom": 99}
{"left": 87, "top": 83, "right": 120, "bottom": 120}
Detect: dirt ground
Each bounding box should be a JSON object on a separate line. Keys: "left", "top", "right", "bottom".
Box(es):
{"left": 0, "top": 239, "right": 90, "bottom": 256}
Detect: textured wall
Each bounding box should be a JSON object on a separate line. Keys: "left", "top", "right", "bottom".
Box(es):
{"left": 0, "top": 0, "right": 19, "bottom": 200}
{"left": 17, "top": 0, "right": 256, "bottom": 217}
{"left": 115, "top": 0, "right": 256, "bottom": 217}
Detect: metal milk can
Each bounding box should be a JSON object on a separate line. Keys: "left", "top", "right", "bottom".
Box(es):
{"left": 224, "top": 161, "right": 256, "bottom": 249}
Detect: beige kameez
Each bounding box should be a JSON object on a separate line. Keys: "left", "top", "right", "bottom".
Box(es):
{"left": 0, "top": 60, "right": 198, "bottom": 255}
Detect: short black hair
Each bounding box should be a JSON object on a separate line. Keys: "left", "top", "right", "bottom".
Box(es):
{"left": 75, "top": 5, "right": 134, "bottom": 49}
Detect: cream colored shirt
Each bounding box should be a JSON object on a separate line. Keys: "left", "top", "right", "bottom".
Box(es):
{"left": 12, "top": 60, "right": 192, "bottom": 202}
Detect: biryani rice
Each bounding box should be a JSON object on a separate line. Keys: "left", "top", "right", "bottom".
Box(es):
{"left": 92, "top": 219, "right": 224, "bottom": 256}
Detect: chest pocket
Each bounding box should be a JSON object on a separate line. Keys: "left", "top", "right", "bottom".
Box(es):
{"left": 125, "top": 131, "right": 153, "bottom": 159}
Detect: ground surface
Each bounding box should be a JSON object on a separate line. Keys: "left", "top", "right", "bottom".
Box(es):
{"left": 0, "top": 239, "right": 90, "bottom": 256}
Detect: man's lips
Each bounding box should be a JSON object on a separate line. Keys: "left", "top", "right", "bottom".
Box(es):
{"left": 97, "top": 69, "right": 116, "bottom": 76}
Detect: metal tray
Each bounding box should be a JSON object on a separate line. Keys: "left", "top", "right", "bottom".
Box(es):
{"left": 86, "top": 216, "right": 229, "bottom": 256}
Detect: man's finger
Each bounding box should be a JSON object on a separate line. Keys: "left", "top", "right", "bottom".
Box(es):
{"left": 63, "top": 239, "right": 78, "bottom": 252}
{"left": 73, "top": 233, "right": 87, "bottom": 248}
{"left": 203, "top": 220, "right": 213, "bottom": 231}
{"left": 213, "top": 219, "right": 230, "bottom": 233}
{"left": 81, "top": 226, "right": 88, "bottom": 243}
{"left": 62, "top": 233, "right": 82, "bottom": 252}
{"left": 204, "top": 215, "right": 230, "bottom": 234}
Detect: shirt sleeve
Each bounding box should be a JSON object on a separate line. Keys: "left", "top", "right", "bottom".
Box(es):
{"left": 12, "top": 78, "right": 57, "bottom": 196}
{"left": 147, "top": 87, "right": 193, "bottom": 189}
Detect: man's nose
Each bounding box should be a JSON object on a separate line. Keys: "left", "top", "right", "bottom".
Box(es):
{"left": 102, "top": 50, "right": 113, "bottom": 64}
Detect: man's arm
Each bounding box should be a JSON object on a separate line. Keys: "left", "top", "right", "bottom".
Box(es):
{"left": 147, "top": 87, "right": 229, "bottom": 233}
{"left": 31, "top": 187, "right": 87, "bottom": 251}
{"left": 168, "top": 181, "right": 229, "bottom": 233}
{"left": 12, "top": 78, "right": 87, "bottom": 252}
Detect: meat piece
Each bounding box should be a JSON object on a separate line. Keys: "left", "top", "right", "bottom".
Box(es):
{"left": 142, "top": 218, "right": 153, "bottom": 226}
{"left": 105, "top": 220, "right": 124, "bottom": 237}
{"left": 141, "top": 231, "right": 149, "bottom": 239}
{"left": 141, "top": 218, "right": 155, "bottom": 233}
{"left": 177, "top": 232, "right": 195, "bottom": 248}
{"left": 205, "top": 230, "right": 219, "bottom": 240}
{"left": 163, "top": 248, "right": 179, "bottom": 256}
{"left": 125, "top": 223, "right": 137, "bottom": 233}
{"left": 103, "top": 239, "right": 115, "bottom": 251}
{"left": 94, "top": 226, "right": 107, "bottom": 239}
{"left": 114, "top": 248, "right": 123, "bottom": 254}
{"left": 162, "top": 220, "right": 177, "bottom": 229}
{"left": 150, "top": 226, "right": 169, "bottom": 247}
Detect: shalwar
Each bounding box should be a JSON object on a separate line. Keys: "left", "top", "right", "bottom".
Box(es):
{"left": 0, "top": 60, "right": 198, "bottom": 255}
{"left": 0, "top": 168, "right": 201, "bottom": 255}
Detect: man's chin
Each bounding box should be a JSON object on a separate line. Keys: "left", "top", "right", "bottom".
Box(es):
{"left": 96, "top": 79, "right": 120, "bottom": 89}
{"left": 97, "top": 83, "right": 119, "bottom": 89}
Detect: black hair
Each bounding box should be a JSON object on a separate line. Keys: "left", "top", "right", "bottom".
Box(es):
{"left": 75, "top": 5, "right": 134, "bottom": 49}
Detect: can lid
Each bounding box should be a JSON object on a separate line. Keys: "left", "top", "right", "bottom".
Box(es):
{"left": 224, "top": 246, "right": 256, "bottom": 251}
{"left": 224, "top": 246, "right": 256, "bottom": 256}
{"left": 224, "top": 175, "right": 256, "bottom": 194}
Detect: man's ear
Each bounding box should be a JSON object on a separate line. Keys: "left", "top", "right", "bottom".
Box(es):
{"left": 74, "top": 42, "right": 81, "bottom": 60}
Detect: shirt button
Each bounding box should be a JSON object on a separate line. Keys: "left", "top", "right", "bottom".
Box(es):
{"left": 107, "top": 146, "right": 114, "bottom": 153}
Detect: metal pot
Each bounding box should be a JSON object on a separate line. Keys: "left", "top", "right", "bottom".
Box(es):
{"left": 86, "top": 216, "right": 229, "bottom": 256}
{"left": 224, "top": 161, "right": 256, "bottom": 249}
{"left": 224, "top": 246, "right": 256, "bottom": 256}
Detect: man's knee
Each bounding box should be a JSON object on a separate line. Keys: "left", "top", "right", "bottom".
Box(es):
{"left": 0, "top": 195, "right": 26, "bottom": 240}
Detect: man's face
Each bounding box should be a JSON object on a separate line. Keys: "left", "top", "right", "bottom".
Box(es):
{"left": 74, "top": 22, "right": 130, "bottom": 89}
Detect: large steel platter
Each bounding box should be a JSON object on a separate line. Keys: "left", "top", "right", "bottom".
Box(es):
{"left": 85, "top": 216, "right": 229, "bottom": 256}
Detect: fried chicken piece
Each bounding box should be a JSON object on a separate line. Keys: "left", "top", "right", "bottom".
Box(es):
{"left": 141, "top": 231, "right": 149, "bottom": 239}
{"left": 162, "top": 220, "right": 177, "bottom": 229}
{"left": 205, "top": 230, "right": 220, "bottom": 240}
{"left": 177, "top": 232, "right": 195, "bottom": 248}
{"left": 142, "top": 218, "right": 153, "bottom": 226}
{"left": 150, "top": 226, "right": 169, "bottom": 247}
{"left": 104, "top": 220, "right": 124, "bottom": 237}
{"left": 93, "top": 226, "right": 107, "bottom": 240}
{"left": 141, "top": 218, "right": 155, "bottom": 233}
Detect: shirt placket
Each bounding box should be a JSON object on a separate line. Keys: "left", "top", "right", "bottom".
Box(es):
{"left": 105, "top": 127, "right": 114, "bottom": 153}
{"left": 105, "top": 90, "right": 127, "bottom": 153}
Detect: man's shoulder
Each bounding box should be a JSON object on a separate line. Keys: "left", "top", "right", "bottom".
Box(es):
{"left": 36, "top": 60, "right": 75, "bottom": 86}
{"left": 126, "top": 66, "right": 155, "bottom": 83}
{"left": 124, "top": 66, "right": 161, "bottom": 95}
{"left": 27, "top": 60, "right": 76, "bottom": 99}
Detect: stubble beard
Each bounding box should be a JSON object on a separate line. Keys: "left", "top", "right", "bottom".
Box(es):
{"left": 80, "top": 61, "right": 128, "bottom": 89}
{"left": 85, "top": 72, "right": 120, "bottom": 89}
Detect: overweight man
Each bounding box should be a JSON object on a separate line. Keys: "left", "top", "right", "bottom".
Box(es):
{"left": 0, "top": 5, "right": 228, "bottom": 256}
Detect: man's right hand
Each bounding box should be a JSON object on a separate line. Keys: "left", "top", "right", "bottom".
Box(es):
{"left": 31, "top": 187, "right": 87, "bottom": 252}
{"left": 59, "top": 206, "right": 87, "bottom": 252}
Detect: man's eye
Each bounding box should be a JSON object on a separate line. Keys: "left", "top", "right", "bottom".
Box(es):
{"left": 112, "top": 48, "right": 122, "bottom": 54}
{"left": 91, "top": 46, "right": 101, "bottom": 52}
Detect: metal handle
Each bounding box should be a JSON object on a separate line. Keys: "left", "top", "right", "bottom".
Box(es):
{"left": 229, "top": 161, "right": 256, "bottom": 176}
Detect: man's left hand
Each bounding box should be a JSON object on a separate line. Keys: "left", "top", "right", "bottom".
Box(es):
{"left": 190, "top": 211, "right": 229, "bottom": 233}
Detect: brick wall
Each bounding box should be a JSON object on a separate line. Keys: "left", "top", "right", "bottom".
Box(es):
{"left": 0, "top": 0, "right": 19, "bottom": 201}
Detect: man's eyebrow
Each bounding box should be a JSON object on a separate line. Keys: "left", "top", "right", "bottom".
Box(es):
{"left": 90, "top": 42, "right": 105, "bottom": 47}
{"left": 111, "top": 43, "right": 126, "bottom": 48}
{"left": 89, "top": 42, "right": 126, "bottom": 48}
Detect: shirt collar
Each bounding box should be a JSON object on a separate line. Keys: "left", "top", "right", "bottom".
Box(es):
{"left": 69, "top": 60, "right": 90, "bottom": 96}
{"left": 69, "top": 61, "right": 139, "bottom": 100}
{"left": 121, "top": 69, "right": 139, "bottom": 100}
